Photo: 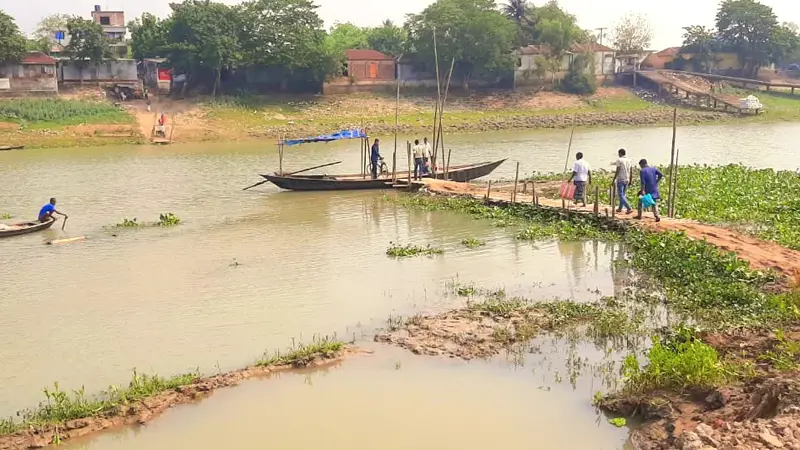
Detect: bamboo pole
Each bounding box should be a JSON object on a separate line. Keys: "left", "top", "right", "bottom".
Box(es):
{"left": 360, "top": 136, "right": 364, "bottom": 179}
{"left": 667, "top": 108, "right": 677, "bottom": 215}
{"left": 407, "top": 141, "right": 412, "bottom": 187}
{"left": 433, "top": 57, "right": 456, "bottom": 172}
{"left": 432, "top": 26, "right": 442, "bottom": 158}
{"left": 486, "top": 180, "right": 492, "bottom": 204}
{"left": 531, "top": 174, "right": 537, "bottom": 205}
{"left": 512, "top": 162, "right": 520, "bottom": 204}
{"left": 593, "top": 185, "right": 600, "bottom": 216}
{"left": 671, "top": 148, "right": 680, "bottom": 217}
{"left": 392, "top": 150, "right": 397, "bottom": 183}
{"left": 168, "top": 113, "right": 177, "bottom": 143}
{"left": 611, "top": 181, "right": 616, "bottom": 219}
{"left": 563, "top": 115, "right": 577, "bottom": 172}
{"left": 445, "top": 148, "right": 451, "bottom": 180}
{"left": 394, "top": 58, "right": 401, "bottom": 181}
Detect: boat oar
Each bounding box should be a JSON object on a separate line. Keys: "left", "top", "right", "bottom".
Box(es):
{"left": 242, "top": 161, "right": 342, "bottom": 191}
{"left": 61, "top": 216, "right": 68, "bottom": 231}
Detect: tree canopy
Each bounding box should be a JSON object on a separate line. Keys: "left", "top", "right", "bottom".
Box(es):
{"left": 366, "top": 20, "right": 406, "bottom": 57}
{"left": 715, "top": 0, "right": 783, "bottom": 76}
{"left": 611, "top": 13, "right": 652, "bottom": 54}
{"left": 128, "top": 13, "right": 169, "bottom": 60}
{"left": 65, "top": 17, "right": 112, "bottom": 66}
{"left": 405, "top": 0, "right": 517, "bottom": 86}
{"left": 33, "top": 14, "right": 71, "bottom": 53}
{"left": 0, "top": 10, "right": 27, "bottom": 63}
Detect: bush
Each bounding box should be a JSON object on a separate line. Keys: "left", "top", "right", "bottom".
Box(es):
{"left": 560, "top": 53, "right": 596, "bottom": 95}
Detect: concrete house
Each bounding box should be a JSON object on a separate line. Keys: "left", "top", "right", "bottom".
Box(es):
{"left": 344, "top": 49, "right": 396, "bottom": 81}
{"left": 91, "top": 5, "right": 128, "bottom": 57}
{"left": 0, "top": 52, "right": 58, "bottom": 97}
{"left": 515, "top": 42, "right": 615, "bottom": 87}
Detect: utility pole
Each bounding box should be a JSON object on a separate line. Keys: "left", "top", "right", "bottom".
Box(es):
{"left": 595, "top": 27, "right": 607, "bottom": 46}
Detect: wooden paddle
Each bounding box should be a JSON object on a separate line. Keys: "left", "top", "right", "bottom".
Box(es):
{"left": 61, "top": 216, "right": 68, "bottom": 231}
{"left": 242, "top": 161, "right": 342, "bottom": 191}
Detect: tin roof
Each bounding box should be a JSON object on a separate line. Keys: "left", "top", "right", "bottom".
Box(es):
{"left": 345, "top": 49, "right": 394, "bottom": 61}
{"left": 22, "top": 52, "right": 56, "bottom": 65}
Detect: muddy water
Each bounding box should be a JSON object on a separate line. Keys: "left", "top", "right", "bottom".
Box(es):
{"left": 63, "top": 343, "right": 630, "bottom": 450}
{"left": 0, "top": 121, "right": 794, "bottom": 443}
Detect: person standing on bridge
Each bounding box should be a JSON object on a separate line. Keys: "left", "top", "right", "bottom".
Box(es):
{"left": 613, "top": 148, "right": 633, "bottom": 214}
{"left": 567, "top": 152, "right": 591, "bottom": 207}
{"left": 412, "top": 139, "right": 425, "bottom": 180}
{"left": 636, "top": 159, "right": 663, "bottom": 222}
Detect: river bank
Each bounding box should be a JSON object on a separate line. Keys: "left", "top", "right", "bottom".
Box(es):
{"left": 3, "top": 86, "right": 800, "bottom": 149}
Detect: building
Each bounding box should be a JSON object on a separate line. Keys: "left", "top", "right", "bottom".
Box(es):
{"left": 515, "top": 42, "right": 615, "bottom": 87}
{"left": 615, "top": 51, "right": 653, "bottom": 73}
{"left": 0, "top": 52, "right": 58, "bottom": 97}
{"left": 344, "top": 49, "right": 395, "bottom": 81}
{"left": 91, "top": 5, "right": 128, "bottom": 57}
{"left": 138, "top": 58, "right": 171, "bottom": 92}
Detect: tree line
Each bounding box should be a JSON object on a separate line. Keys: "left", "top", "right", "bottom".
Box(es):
{"left": 2, "top": 0, "right": 799, "bottom": 95}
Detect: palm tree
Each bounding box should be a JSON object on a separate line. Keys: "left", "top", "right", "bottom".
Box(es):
{"left": 503, "top": 0, "right": 536, "bottom": 46}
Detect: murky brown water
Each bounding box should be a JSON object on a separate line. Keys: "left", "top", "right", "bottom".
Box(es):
{"left": 1, "top": 122, "right": 796, "bottom": 447}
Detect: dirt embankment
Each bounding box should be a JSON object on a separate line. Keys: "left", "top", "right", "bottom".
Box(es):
{"left": 600, "top": 327, "right": 800, "bottom": 450}
{"left": 0, "top": 347, "right": 368, "bottom": 450}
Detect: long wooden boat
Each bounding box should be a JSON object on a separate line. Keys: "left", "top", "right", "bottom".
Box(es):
{"left": 0, "top": 145, "right": 25, "bottom": 151}
{"left": 0, "top": 219, "right": 55, "bottom": 238}
{"left": 262, "top": 159, "right": 506, "bottom": 191}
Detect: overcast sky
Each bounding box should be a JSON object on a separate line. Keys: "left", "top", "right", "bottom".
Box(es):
{"left": 5, "top": 0, "right": 799, "bottom": 50}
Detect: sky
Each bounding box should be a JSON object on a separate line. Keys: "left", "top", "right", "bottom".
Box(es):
{"left": 4, "top": 0, "right": 799, "bottom": 50}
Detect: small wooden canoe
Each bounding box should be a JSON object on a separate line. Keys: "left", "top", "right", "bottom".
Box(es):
{"left": 0, "top": 145, "right": 24, "bottom": 151}
{"left": 0, "top": 219, "right": 55, "bottom": 238}
{"left": 262, "top": 159, "right": 506, "bottom": 192}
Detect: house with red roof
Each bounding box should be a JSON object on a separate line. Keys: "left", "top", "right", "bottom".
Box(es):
{"left": 0, "top": 52, "right": 58, "bottom": 97}
{"left": 344, "top": 49, "right": 396, "bottom": 81}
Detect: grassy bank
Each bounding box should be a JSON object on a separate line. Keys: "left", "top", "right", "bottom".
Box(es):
{"left": 0, "top": 336, "right": 347, "bottom": 440}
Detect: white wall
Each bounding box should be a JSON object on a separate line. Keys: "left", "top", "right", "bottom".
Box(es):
{"left": 57, "top": 59, "right": 137, "bottom": 82}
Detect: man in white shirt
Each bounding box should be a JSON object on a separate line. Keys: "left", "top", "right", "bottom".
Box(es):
{"left": 613, "top": 148, "right": 633, "bottom": 214}
{"left": 423, "top": 137, "right": 433, "bottom": 174}
{"left": 567, "top": 152, "right": 591, "bottom": 207}
{"left": 412, "top": 139, "right": 425, "bottom": 180}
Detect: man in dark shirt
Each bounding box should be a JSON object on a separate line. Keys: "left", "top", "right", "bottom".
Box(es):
{"left": 637, "top": 159, "right": 663, "bottom": 222}
{"left": 370, "top": 138, "right": 382, "bottom": 179}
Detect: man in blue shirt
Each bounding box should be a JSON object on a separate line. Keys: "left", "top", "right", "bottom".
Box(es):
{"left": 370, "top": 138, "right": 382, "bottom": 179}
{"left": 637, "top": 159, "right": 663, "bottom": 222}
{"left": 38, "top": 198, "right": 67, "bottom": 223}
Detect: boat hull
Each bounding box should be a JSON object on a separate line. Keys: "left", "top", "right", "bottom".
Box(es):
{"left": 262, "top": 159, "right": 506, "bottom": 192}
{"left": 0, "top": 219, "right": 55, "bottom": 238}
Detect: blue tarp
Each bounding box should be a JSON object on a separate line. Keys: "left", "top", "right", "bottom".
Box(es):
{"left": 283, "top": 128, "right": 367, "bottom": 146}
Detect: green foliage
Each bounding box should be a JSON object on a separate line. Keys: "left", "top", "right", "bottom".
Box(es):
{"left": 33, "top": 14, "right": 71, "bottom": 52}
{"left": 128, "top": 13, "right": 169, "bottom": 60}
{"left": 65, "top": 17, "right": 112, "bottom": 67}
{"left": 681, "top": 25, "right": 719, "bottom": 72}
{"left": 0, "top": 99, "right": 127, "bottom": 124}
{"left": 461, "top": 237, "right": 486, "bottom": 248}
{"left": 0, "top": 10, "right": 27, "bottom": 62}
{"left": 386, "top": 242, "right": 444, "bottom": 258}
{"left": 405, "top": 0, "right": 517, "bottom": 84}
{"left": 0, "top": 212, "right": 12, "bottom": 220}
{"left": 608, "top": 417, "right": 627, "bottom": 427}
{"left": 623, "top": 332, "right": 729, "bottom": 393}
{"left": 560, "top": 53, "right": 596, "bottom": 95}
{"left": 502, "top": 0, "right": 536, "bottom": 46}
{"left": 611, "top": 13, "right": 652, "bottom": 54}
{"left": 115, "top": 218, "right": 139, "bottom": 228}
{"left": 157, "top": 213, "right": 181, "bottom": 227}
{"left": 531, "top": 1, "right": 587, "bottom": 56}
{"left": 759, "top": 329, "right": 800, "bottom": 371}
{"left": 256, "top": 336, "right": 344, "bottom": 367}
{"left": 326, "top": 22, "right": 368, "bottom": 59}
{"left": 366, "top": 20, "right": 407, "bottom": 57}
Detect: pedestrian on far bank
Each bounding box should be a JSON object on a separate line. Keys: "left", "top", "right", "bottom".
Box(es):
{"left": 567, "top": 152, "right": 591, "bottom": 207}
{"left": 412, "top": 139, "right": 425, "bottom": 180}
{"left": 613, "top": 148, "right": 633, "bottom": 214}
{"left": 637, "top": 159, "right": 663, "bottom": 222}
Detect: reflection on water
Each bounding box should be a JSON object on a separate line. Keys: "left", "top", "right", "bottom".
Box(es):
{"left": 63, "top": 343, "right": 630, "bottom": 450}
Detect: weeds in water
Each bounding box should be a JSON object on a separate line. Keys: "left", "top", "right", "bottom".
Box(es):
{"left": 114, "top": 218, "right": 139, "bottom": 227}
{"left": 608, "top": 417, "right": 627, "bottom": 427}
{"left": 406, "top": 313, "right": 425, "bottom": 327}
{"left": 386, "top": 314, "right": 404, "bottom": 332}
{"left": 759, "top": 329, "right": 800, "bottom": 371}
{"left": 468, "top": 295, "right": 528, "bottom": 317}
{"left": 157, "top": 213, "right": 181, "bottom": 227}
{"left": 256, "top": 336, "right": 344, "bottom": 368}
{"left": 461, "top": 237, "right": 486, "bottom": 248}
{"left": 0, "top": 212, "right": 12, "bottom": 220}
{"left": 386, "top": 242, "right": 443, "bottom": 258}
{"left": 622, "top": 330, "right": 729, "bottom": 393}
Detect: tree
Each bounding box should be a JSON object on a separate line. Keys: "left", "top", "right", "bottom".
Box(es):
{"left": 611, "top": 13, "right": 652, "bottom": 54}
{"left": 0, "top": 10, "right": 27, "bottom": 62}
{"left": 769, "top": 23, "right": 800, "bottom": 66}
{"left": 405, "top": 0, "right": 517, "bottom": 88}
{"left": 681, "top": 25, "right": 718, "bottom": 72}
{"left": 532, "top": 1, "right": 586, "bottom": 57}
{"left": 65, "top": 16, "right": 112, "bottom": 82}
{"left": 239, "top": 0, "right": 334, "bottom": 84}
{"left": 33, "top": 13, "right": 71, "bottom": 53}
{"left": 166, "top": 0, "right": 242, "bottom": 96}
{"left": 128, "top": 13, "right": 169, "bottom": 60}
{"left": 561, "top": 52, "right": 596, "bottom": 95}
{"left": 502, "top": 0, "right": 536, "bottom": 46}
{"left": 326, "top": 22, "right": 368, "bottom": 63}
{"left": 366, "top": 20, "right": 406, "bottom": 57}
{"left": 716, "top": 0, "right": 778, "bottom": 77}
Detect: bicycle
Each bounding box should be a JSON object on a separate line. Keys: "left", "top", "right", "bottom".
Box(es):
{"left": 368, "top": 157, "right": 389, "bottom": 178}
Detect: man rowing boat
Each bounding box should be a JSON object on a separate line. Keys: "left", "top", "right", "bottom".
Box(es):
{"left": 38, "top": 198, "right": 68, "bottom": 223}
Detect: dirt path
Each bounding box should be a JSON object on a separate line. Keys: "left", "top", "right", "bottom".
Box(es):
{"left": 421, "top": 179, "right": 800, "bottom": 280}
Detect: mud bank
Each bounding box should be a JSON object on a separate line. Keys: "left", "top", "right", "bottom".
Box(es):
{"left": 0, "top": 347, "right": 367, "bottom": 450}
{"left": 599, "top": 327, "right": 800, "bottom": 450}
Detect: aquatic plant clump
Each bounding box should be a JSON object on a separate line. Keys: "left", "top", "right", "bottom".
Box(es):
{"left": 386, "top": 242, "right": 444, "bottom": 258}
{"left": 157, "top": 213, "right": 181, "bottom": 227}
{"left": 0, "top": 213, "right": 12, "bottom": 220}
{"left": 114, "top": 218, "right": 139, "bottom": 227}
{"left": 461, "top": 237, "right": 486, "bottom": 248}
{"left": 256, "top": 336, "right": 345, "bottom": 367}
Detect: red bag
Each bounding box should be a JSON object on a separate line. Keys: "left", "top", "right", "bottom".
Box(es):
{"left": 559, "top": 182, "right": 576, "bottom": 200}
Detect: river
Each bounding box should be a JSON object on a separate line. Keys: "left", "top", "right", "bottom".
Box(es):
{"left": 1, "top": 122, "right": 797, "bottom": 448}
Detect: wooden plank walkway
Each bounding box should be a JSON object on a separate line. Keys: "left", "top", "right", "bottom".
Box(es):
{"left": 410, "top": 179, "right": 800, "bottom": 280}
{"left": 635, "top": 70, "right": 757, "bottom": 113}
{"left": 664, "top": 70, "right": 800, "bottom": 93}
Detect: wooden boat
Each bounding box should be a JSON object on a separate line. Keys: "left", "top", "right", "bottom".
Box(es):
{"left": 262, "top": 159, "right": 506, "bottom": 191}
{"left": 0, "top": 145, "right": 24, "bottom": 151}
{"left": 0, "top": 219, "right": 55, "bottom": 238}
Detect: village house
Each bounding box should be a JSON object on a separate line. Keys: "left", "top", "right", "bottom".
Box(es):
{"left": 515, "top": 42, "right": 615, "bottom": 87}
{"left": 91, "top": 5, "right": 128, "bottom": 57}
{"left": 344, "top": 49, "right": 396, "bottom": 81}
{"left": 0, "top": 52, "right": 58, "bottom": 97}
{"left": 615, "top": 51, "right": 652, "bottom": 73}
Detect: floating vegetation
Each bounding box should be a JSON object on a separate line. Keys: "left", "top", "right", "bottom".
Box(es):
{"left": 386, "top": 242, "right": 444, "bottom": 258}
{"left": 0, "top": 213, "right": 12, "bottom": 220}
{"left": 461, "top": 237, "right": 486, "bottom": 248}
{"left": 114, "top": 218, "right": 139, "bottom": 228}
{"left": 157, "top": 213, "right": 181, "bottom": 227}
{"left": 608, "top": 417, "right": 627, "bottom": 427}
{"left": 256, "top": 336, "right": 345, "bottom": 368}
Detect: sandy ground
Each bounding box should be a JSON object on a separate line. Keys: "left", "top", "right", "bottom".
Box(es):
{"left": 420, "top": 179, "right": 800, "bottom": 281}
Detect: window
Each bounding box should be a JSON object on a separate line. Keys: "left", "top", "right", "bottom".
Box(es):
{"left": 368, "top": 62, "right": 378, "bottom": 79}
{"left": 100, "top": 16, "right": 110, "bottom": 25}
{"left": 516, "top": 57, "right": 522, "bottom": 68}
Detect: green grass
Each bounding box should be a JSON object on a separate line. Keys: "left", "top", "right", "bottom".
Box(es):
{"left": 719, "top": 86, "right": 800, "bottom": 121}
{"left": 0, "top": 98, "right": 131, "bottom": 127}
{"left": 256, "top": 336, "right": 345, "bottom": 367}
{"left": 386, "top": 242, "right": 444, "bottom": 258}
{"left": 759, "top": 329, "right": 800, "bottom": 371}
{"left": 461, "top": 237, "right": 486, "bottom": 248}
{"left": 0, "top": 369, "right": 199, "bottom": 436}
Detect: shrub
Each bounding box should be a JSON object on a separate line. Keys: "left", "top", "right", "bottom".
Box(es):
{"left": 560, "top": 53, "right": 596, "bottom": 95}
